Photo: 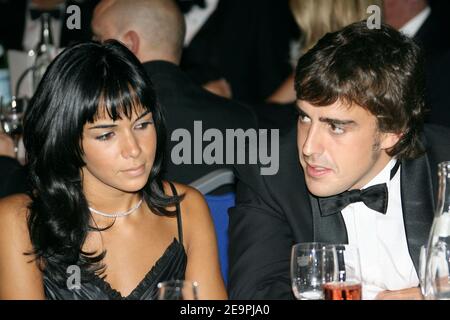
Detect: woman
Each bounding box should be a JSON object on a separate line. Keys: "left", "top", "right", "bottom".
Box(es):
{"left": 267, "top": 0, "right": 382, "bottom": 104}
{"left": 0, "top": 40, "right": 227, "bottom": 300}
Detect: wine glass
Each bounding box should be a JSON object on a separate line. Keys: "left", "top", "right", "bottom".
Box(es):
{"left": 157, "top": 280, "right": 199, "bottom": 300}
{"left": 0, "top": 96, "right": 27, "bottom": 159}
{"left": 322, "top": 244, "right": 362, "bottom": 300}
{"left": 291, "top": 242, "right": 337, "bottom": 300}
{"left": 427, "top": 241, "right": 450, "bottom": 300}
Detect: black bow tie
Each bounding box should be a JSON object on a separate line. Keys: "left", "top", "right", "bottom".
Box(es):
{"left": 318, "top": 184, "right": 388, "bottom": 216}
{"left": 317, "top": 161, "right": 401, "bottom": 216}
{"left": 30, "top": 8, "right": 62, "bottom": 21}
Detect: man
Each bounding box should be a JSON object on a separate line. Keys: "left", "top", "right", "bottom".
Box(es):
{"left": 0, "top": 134, "right": 28, "bottom": 198}
{"left": 0, "top": 0, "right": 99, "bottom": 52}
{"left": 228, "top": 21, "right": 450, "bottom": 300}
{"left": 91, "top": 0, "right": 256, "bottom": 188}
{"left": 179, "top": 0, "right": 298, "bottom": 105}
{"left": 383, "top": 0, "right": 450, "bottom": 127}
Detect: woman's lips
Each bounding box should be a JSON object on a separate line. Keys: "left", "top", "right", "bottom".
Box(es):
{"left": 122, "top": 164, "right": 145, "bottom": 177}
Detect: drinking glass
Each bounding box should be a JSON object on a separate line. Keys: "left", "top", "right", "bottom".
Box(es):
{"left": 323, "top": 244, "right": 362, "bottom": 300}
{"left": 157, "top": 280, "right": 199, "bottom": 300}
{"left": 419, "top": 244, "right": 429, "bottom": 298}
{"left": 291, "top": 242, "right": 337, "bottom": 300}
{"left": 427, "top": 241, "right": 450, "bottom": 300}
{"left": 0, "top": 95, "right": 27, "bottom": 159}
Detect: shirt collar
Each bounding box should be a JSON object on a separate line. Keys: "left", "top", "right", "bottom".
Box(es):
{"left": 363, "top": 158, "right": 398, "bottom": 189}
{"left": 400, "top": 6, "right": 431, "bottom": 38}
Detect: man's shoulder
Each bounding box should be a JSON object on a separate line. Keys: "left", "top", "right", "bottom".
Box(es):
{"left": 143, "top": 61, "right": 257, "bottom": 127}
{"left": 423, "top": 124, "right": 450, "bottom": 158}
{"left": 424, "top": 124, "right": 450, "bottom": 141}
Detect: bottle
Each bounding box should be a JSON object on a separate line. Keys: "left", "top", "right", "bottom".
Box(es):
{"left": 32, "top": 13, "right": 56, "bottom": 92}
{"left": 424, "top": 161, "right": 450, "bottom": 299}
{"left": 0, "top": 42, "right": 11, "bottom": 102}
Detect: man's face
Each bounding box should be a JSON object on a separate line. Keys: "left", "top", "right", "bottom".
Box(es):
{"left": 297, "top": 100, "right": 399, "bottom": 197}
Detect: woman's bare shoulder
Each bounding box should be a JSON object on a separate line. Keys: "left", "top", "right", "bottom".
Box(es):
{"left": 0, "top": 193, "right": 31, "bottom": 222}
{"left": 161, "top": 181, "right": 206, "bottom": 208}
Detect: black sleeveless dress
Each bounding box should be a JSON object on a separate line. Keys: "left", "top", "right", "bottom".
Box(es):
{"left": 43, "top": 184, "right": 187, "bottom": 300}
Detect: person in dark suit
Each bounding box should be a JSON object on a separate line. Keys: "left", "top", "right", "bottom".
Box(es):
{"left": 228, "top": 21, "right": 450, "bottom": 300}
{"left": 0, "top": 0, "right": 99, "bottom": 52}
{"left": 179, "top": 0, "right": 298, "bottom": 105}
{"left": 91, "top": 0, "right": 256, "bottom": 189}
{"left": 383, "top": 0, "right": 450, "bottom": 127}
{"left": 0, "top": 133, "right": 27, "bottom": 198}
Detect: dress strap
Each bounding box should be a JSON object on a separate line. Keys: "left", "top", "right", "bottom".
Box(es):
{"left": 168, "top": 182, "right": 183, "bottom": 245}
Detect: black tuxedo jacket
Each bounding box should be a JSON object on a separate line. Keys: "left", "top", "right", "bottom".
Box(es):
{"left": 0, "top": 0, "right": 99, "bottom": 51}
{"left": 228, "top": 125, "right": 450, "bottom": 299}
{"left": 143, "top": 60, "right": 257, "bottom": 189}
{"left": 0, "top": 156, "right": 28, "bottom": 198}
{"left": 179, "top": 0, "right": 298, "bottom": 105}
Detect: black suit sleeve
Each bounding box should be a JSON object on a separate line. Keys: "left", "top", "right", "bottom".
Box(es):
{"left": 0, "top": 156, "right": 28, "bottom": 198}
{"left": 228, "top": 168, "right": 294, "bottom": 300}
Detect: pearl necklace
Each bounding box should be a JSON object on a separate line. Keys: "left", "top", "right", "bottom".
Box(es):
{"left": 89, "top": 198, "right": 143, "bottom": 218}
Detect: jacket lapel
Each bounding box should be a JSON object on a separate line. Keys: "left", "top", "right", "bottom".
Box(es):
{"left": 400, "top": 154, "right": 435, "bottom": 271}
{"left": 310, "top": 194, "right": 348, "bottom": 244}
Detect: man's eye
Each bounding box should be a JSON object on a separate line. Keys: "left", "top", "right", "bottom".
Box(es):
{"left": 330, "top": 123, "right": 345, "bottom": 135}
{"left": 298, "top": 114, "right": 311, "bottom": 123}
{"left": 95, "top": 132, "right": 114, "bottom": 141}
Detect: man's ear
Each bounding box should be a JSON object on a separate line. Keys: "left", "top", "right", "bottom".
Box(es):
{"left": 121, "top": 30, "right": 140, "bottom": 55}
{"left": 380, "top": 131, "right": 402, "bottom": 150}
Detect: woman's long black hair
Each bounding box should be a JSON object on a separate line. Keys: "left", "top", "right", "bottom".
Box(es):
{"left": 23, "top": 40, "right": 181, "bottom": 283}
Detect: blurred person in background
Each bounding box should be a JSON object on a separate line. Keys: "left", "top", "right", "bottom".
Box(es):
{"left": 179, "top": 0, "right": 298, "bottom": 105}
{"left": 383, "top": 0, "right": 450, "bottom": 127}
{"left": 267, "top": 0, "right": 382, "bottom": 105}
{"left": 0, "top": 133, "right": 27, "bottom": 198}
{"left": 0, "top": 0, "right": 99, "bottom": 52}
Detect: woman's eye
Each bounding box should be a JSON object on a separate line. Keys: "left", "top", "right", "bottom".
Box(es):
{"left": 95, "top": 132, "right": 114, "bottom": 141}
{"left": 330, "top": 123, "right": 345, "bottom": 135}
{"left": 135, "top": 121, "right": 153, "bottom": 130}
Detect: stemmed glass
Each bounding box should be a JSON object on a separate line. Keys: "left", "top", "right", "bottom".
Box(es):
{"left": 157, "top": 280, "right": 199, "bottom": 300}
{"left": 291, "top": 242, "right": 337, "bottom": 300}
{"left": 0, "top": 95, "right": 27, "bottom": 159}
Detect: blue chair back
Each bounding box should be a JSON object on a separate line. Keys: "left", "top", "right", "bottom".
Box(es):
{"left": 204, "top": 192, "right": 235, "bottom": 285}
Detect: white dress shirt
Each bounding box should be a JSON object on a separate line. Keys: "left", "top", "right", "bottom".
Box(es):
{"left": 183, "top": 0, "right": 219, "bottom": 46}
{"left": 341, "top": 159, "right": 419, "bottom": 300}
{"left": 22, "top": 1, "right": 64, "bottom": 52}
{"left": 400, "top": 6, "right": 431, "bottom": 38}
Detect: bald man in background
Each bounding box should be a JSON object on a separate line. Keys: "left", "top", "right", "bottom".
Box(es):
{"left": 92, "top": 0, "right": 256, "bottom": 191}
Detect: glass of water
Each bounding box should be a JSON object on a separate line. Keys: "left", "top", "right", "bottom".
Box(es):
{"left": 291, "top": 242, "right": 337, "bottom": 300}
